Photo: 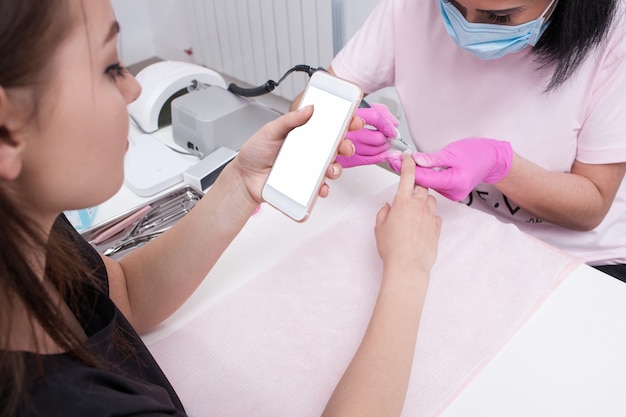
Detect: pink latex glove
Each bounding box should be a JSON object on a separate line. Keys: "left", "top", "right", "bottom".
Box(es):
{"left": 336, "top": 103, "right": 399, "bottom": 168}
{"left": 387, "top": 138, "right": 513, "bottom": 201}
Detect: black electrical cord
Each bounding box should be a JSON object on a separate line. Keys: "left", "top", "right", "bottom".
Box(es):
{"left": 227, "top": 64, "right": 370, "bottom": 108}
{"left": 227, "top": 64, "right": 326, "bottom": 97}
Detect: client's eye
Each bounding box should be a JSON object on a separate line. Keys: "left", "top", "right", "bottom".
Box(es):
{"left": 105, "top": 63, "right": 128, "bottom": 81}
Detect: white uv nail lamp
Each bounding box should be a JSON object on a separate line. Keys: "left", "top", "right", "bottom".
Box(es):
{"left": 128, "top": 60, "right": 227, "bottom": 133}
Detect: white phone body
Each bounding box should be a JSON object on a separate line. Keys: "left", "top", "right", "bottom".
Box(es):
{"left": 262, "top": 71, "right": 362, "bottom": 222}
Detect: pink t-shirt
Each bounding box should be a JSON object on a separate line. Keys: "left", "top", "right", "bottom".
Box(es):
{"left": 332, "top": 0, "right": 626, "bottom": 265}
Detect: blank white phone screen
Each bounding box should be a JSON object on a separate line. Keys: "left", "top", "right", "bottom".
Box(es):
{"left": 266, "top": 86, "right": 353, "bottom": 206}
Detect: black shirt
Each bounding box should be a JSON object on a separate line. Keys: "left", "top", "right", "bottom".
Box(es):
{"left": 16, "top": 215, "right": 187, "bottom": 416}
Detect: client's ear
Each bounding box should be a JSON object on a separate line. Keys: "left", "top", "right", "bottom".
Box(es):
{"left": 0, "top": 87, "right": 25, "bottom": 180}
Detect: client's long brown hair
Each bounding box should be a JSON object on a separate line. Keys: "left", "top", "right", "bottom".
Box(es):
{"left": 0, "top": 1, "right": 102, "bottom": 415}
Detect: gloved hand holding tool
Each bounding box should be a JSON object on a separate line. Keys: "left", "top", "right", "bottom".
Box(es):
{"left": 387, "top": 137, "right": 513, "bottom": 201}
{"left": 336, "top": 103, "right": 401, "bottom": 168}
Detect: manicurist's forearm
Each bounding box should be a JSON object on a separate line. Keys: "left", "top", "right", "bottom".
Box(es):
{"left": 495, "top": 154, "right": 625, "bottom": 231}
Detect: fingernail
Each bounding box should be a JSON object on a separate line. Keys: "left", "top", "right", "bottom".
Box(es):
{"left": 299, "top": 104, "right": 313, "bottom": 112}
{"left": 332, "top": 164, "right": 340, "bottom": 176}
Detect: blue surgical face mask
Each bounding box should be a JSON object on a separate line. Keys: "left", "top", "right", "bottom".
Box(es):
{"left": 439, "top": 0, "right": 558, "bottom": 60}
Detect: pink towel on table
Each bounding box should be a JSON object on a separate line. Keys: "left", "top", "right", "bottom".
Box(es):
{"left": 147, "top": 185, "right": 581, "bottom": 417}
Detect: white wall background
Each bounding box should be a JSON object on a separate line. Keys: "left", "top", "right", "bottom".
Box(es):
{"left": 334, "top": 0, "right": 379, "bottom": 53}
{"left": 111, "top": 0, "right": 154, "bottom": 65}
{"left": 112, "top": 0, "right": 378, "bottom": 68}
{"left": 112, "top": 0, "right": 194, "bottom": 66}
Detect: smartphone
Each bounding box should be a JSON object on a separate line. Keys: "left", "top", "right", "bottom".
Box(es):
{"left": 262, "top": 71, "right": 362, "bottom": 222}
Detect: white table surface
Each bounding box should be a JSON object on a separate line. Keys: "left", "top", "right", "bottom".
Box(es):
{"left": 106, "top": 122, "right": 626, "bottom": 416}
{"left": 441, "top": 263, "right": 626, "bottom": 416}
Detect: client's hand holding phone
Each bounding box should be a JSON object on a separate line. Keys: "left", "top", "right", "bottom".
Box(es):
{"left": 262, "top": 72, "right": 363, "bottom": 221}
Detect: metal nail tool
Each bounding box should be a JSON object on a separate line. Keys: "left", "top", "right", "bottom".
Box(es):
{"left": 85, "top": 185, "right": 203, "bottom": 260}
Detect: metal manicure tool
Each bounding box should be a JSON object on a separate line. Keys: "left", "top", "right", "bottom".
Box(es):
{"left": 84, "top": 185, "right": 203, "bottom": 260}
{"left": 388, "top": 136, "right": 412, "bottom": 152}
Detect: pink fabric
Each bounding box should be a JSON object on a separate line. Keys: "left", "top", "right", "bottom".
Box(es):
{"left": 337, "top": 103, "right": 399, "bottom": 168}
{"left": 147, "top": 185, "right": 580, "bottom": 417}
